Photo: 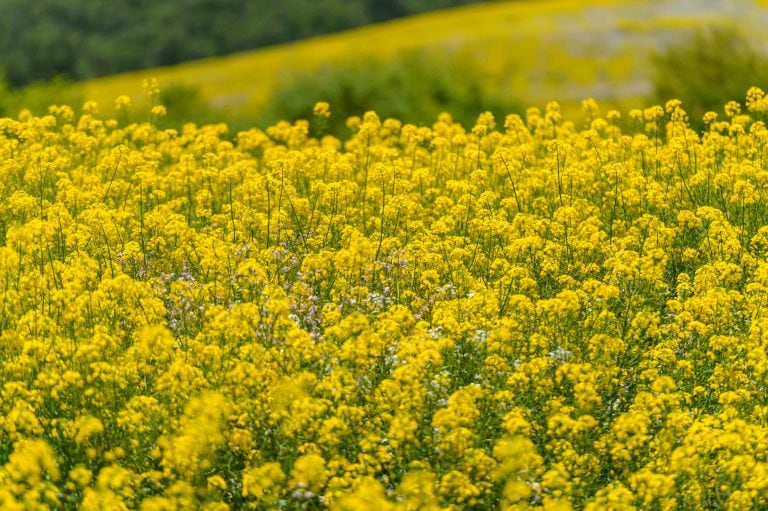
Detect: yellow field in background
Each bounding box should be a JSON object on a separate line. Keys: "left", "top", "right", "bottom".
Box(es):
{"left": 77, "top": 0, "right": 766, "bottom": 121}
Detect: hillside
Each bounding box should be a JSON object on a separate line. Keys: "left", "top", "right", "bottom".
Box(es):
{"left": 0, "top": 0, "right": 483, "bottom": 87}
{"left": 76, "top": 0, "right": 768, "bottom": 121}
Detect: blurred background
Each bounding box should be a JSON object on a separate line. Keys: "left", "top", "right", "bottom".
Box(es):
{"left": 2, "top": 0, "right": 768, "bottom": 132}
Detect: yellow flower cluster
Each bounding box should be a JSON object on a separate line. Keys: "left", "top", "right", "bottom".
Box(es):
{"left": 4, "top": 90, "right": 768, "bottom": 509}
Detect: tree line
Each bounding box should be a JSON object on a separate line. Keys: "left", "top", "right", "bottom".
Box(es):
{"left": 0, "top": 0, "right": 482, "bottom": 87}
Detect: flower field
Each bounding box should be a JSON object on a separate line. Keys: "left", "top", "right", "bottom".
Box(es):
{"left": 75, "top": 0, "right": 768, "bottom": 124}
{"left": 4, "top": 88, "right": 768, "bottom": 510}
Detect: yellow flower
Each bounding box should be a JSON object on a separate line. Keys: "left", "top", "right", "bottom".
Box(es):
{"left": 289, "top": 453, "right": 329, "bottom": 493}
{"left": 68, "top": 465, "right": 93, "bottom": 488}
{"left": 332, "top": 476, "right": 395, "bottom": 511}
{"left": 313, "top": 101, "right": 332, "bottom": 119}
{"left": 242, "top": 462, "right": 285, "bottom": 501}
{"left": 115, "top": 95, "right": 132, "bottom": 111}
{"left": 159, "top": 392, "right": 229, "bottom": 479}
{"left": 3, "top": 439, "right": 60, "bottom": 484}
{"left": 73, "top": 415, "right": 105, "bottom": 445}
{"left": 150, "top": 105, "right": 167, "bottom": 118}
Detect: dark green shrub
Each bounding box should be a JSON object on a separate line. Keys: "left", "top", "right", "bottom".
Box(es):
{"left": 651, "top": 24, "right": 768, "bottom": 125}
{"left": 156, "top": 82, "right": 222, "bottom": 128}
{"left": 261, "top": 47, "right": 521, "bottom": 134}
{"left": 0, "top": 75, "right": 82, "bottom": 118}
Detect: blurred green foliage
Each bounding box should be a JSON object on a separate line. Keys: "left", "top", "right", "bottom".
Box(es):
{"left": 155, "top": 83, "right": 218, "bottom": 127}
{"left": 0, "top": 73, "right": 219, "bottom": 131}
{"left": 0, "top": 74, "right": 83, "bottom": 118}
{"left": 150, "top": 84, "right": 252, "bottom": 134}
{"left": 262, "top": 48, "right": 522, "bottom": 134}
{"left": 651, "top": 25, "right": 768, "bottom": 125}
{"left": 0, "top": 0, "right": 483, "bottom": 88}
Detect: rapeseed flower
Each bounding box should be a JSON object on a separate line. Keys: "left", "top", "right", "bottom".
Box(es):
{"left": 3, "top": 87, "right": 768, "bottom": 509}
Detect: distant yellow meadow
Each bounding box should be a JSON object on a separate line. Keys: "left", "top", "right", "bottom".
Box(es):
{"left": 3, "top": 86, "right": 768, "bottom": 509}
{"left": 75, "top": 0, "right": 758, "bottom": 121}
